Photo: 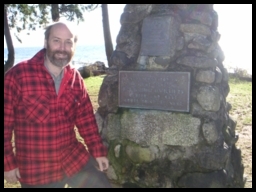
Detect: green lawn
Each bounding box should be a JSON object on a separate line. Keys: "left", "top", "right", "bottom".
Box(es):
{"left": 226, "top": 77, "right": 252, "bottom": 130}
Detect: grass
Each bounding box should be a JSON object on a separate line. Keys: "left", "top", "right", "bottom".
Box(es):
{"left": 227, "top": 77, "right": 252, "bottom": 130}
{"left": 84, "top": 75, "right": 105, "bottom": 96}
{"left": 226, "top": 76, "right": 252, "bottom": 188}
{"left": 84, "top": 75, "right": 105, "bottom": 112}
{"left": 4, "top": 74, "right": 252, "bottom": 188}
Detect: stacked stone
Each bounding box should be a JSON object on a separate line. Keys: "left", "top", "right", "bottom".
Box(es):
{"left": 96, "top": 4, "right": 244, "bottom": 188}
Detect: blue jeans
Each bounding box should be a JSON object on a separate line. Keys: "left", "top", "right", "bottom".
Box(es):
{"left": 20, "top": 156, "right": 112, "bottom": 188}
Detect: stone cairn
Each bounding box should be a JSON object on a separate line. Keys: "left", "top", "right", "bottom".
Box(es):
{"left": 96, "top": 4, "right": 245, "bottom": 188}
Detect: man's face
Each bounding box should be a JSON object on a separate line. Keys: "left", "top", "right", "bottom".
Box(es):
{"left": 45, "top": 24, "right": 76, "bottom": 68}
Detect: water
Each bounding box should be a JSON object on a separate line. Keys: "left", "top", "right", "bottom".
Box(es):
{"left": 4, "top": 46, "right": 251, "bottom": 75}
{"left": 4, "top": 45, "right": 108, "bottom": 69}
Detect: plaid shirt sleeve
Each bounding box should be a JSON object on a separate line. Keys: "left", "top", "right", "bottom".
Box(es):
{"left": 74, "top": 74, "right": 107, "bottom": 158}
{"left": 4, "top": 69, "right": 19, "bottom": 171}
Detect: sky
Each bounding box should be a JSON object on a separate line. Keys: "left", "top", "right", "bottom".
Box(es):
{"left": 4, "top": 4, "right": 252, "bottom": 74}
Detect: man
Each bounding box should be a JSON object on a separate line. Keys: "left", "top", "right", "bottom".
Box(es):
{"left": 4, "top": 22, "right": 112, "bottom": 188}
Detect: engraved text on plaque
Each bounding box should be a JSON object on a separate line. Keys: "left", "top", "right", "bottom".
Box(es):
{"left": 119, "top": 71, "right": 191, "bottom": 112}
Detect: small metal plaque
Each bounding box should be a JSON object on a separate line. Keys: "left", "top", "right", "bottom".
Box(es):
{"left": 139, "top": 16, "right": 174, "bottom": 56}
{"left": 119, "top": 71, "right": 191, "bottom": 112}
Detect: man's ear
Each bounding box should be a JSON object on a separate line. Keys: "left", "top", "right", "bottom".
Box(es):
{"left": 44, "top": 40, "right": 47, "bottom": 49}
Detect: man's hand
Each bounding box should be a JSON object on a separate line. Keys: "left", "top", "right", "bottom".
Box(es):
{"left": 4, "top": 168, "right": 21, "bottom": 183}
{"left": 95, "top": 157, "right": 109, "bottom": 172}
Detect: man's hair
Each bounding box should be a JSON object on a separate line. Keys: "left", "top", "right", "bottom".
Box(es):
{"left": 44, "top": 22, "right": 78, "bottom": 43}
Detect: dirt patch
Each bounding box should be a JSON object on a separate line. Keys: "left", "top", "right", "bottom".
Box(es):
{"left": 236, "top": 125, "right": 252, "bottom": 188}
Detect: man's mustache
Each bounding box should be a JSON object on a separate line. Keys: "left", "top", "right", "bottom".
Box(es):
{"left": 54, "top": 51, "right": 69, "bottom": 55}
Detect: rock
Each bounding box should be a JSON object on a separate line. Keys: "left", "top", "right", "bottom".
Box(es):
{"left": 77, "top": 61, "right": 107, "bottom": 78}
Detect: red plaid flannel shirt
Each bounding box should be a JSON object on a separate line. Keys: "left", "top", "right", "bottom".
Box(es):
{"left": 4, "top": 49, "right": 107, "bottom": 185}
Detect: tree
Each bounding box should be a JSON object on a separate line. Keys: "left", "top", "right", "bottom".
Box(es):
{"left": 101, "top": 4, "right": 113, "bottom": 67}
{"left": 4, "top": 4, "right": 15, "bottom": 74}
{"left": 4, "top": 4, "right": 99, "bottom": 74}
{"left": 51, "top": 4, "right": 60, "bottom": 21}
{"left": 4, "top": 4, "right": 118, "bottom": 73}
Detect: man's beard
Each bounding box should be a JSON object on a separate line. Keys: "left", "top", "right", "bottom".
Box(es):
{"left": 46, "top": 47, "right": 74, "bottom": 68}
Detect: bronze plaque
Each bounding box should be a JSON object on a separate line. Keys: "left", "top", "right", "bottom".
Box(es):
{"left": 119, "top": 71, "right": 190, "bottom": 112}
{"left": 139, "top": 16, "right": 174, "bottom": 56}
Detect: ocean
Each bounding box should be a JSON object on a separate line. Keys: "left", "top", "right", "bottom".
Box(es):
{"left": 4, "top": 45, "right": 108, "bottom": 69}
{"left": 4, "top": 45, "right": 252, "bottom": 75}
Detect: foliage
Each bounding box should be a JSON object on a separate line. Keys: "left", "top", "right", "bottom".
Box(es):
{"left": 59, "top": 4, "right": 99, "bottom": 21}
{"left": 4, "top": 4, "right": 100, "bottom": 43}
{"left": 233, "top": 67, "right": 251, "bottom": 78}
{"left": 4, "top": 4, "right": 101, "bottom": 72}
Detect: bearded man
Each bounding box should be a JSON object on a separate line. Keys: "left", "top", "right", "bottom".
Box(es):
{"left": 4, "top": 22, "right": 111, "bottom": 188}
